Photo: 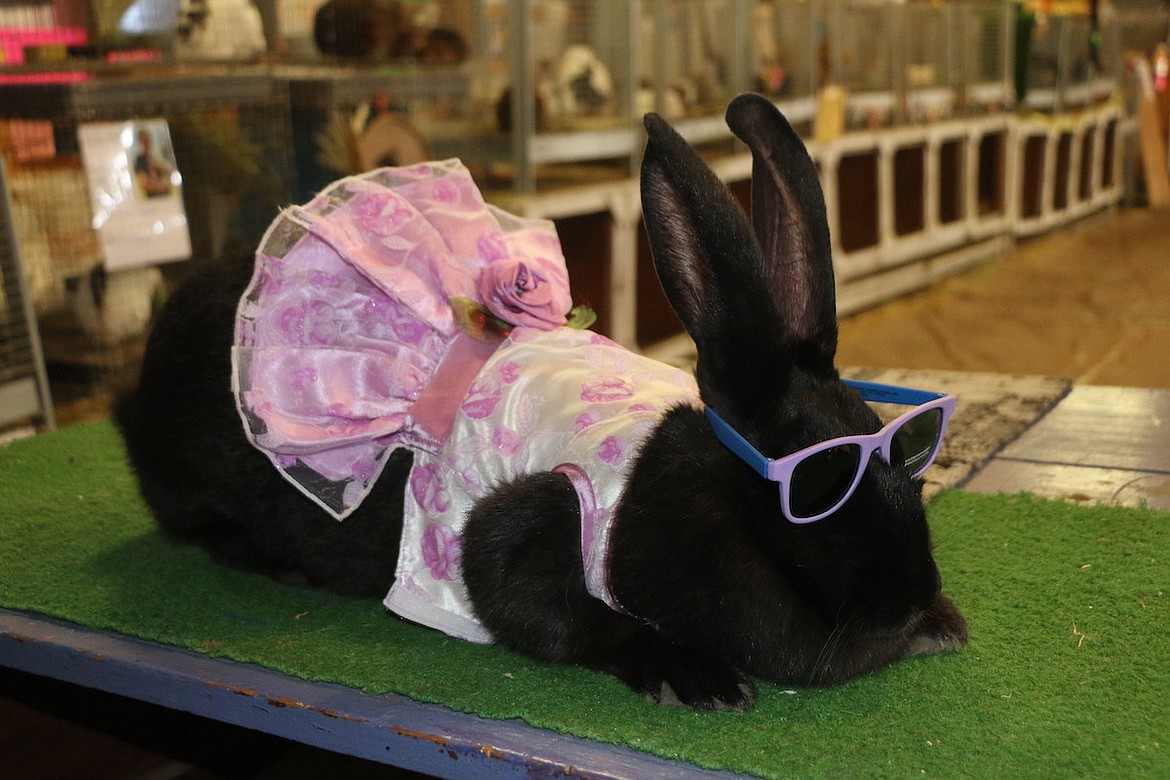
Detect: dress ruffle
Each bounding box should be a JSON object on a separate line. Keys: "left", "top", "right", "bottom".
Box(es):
{"left": 232, "top": 160, "right": 568, "bottom": 519}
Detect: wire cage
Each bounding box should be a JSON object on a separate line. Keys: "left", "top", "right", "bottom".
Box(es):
{"left": 1099, "top": 1, "right": 1170, "bottom": 99}
{"left": 827, "top": 0, "right": 1016, "bottom": 128}
{"left": 275, "top": 0, "right": 474, "bottom": 200}
{"left": 282, "top": 65, "right": 470, "bottom": 201}
{"left": 641, "top": 0, "right": 751, "bottom": 119}
{"left": 1020, "top": 12, "right": 1105, "bottom": 112}
{"left": 407, "top": 0, "right": 758, "bottom": 192}
{"left": 0, "top": 0, "right": 1138, "bottom": 426}
{"left": 827, "top": 0, "right": 898, "bottom": 127}
{"left": 954, "top": 0, "right": 1014, "bottom": 112}
{"left": 0, "top": 68, "right": 294, "bottom": 426}
{"left": 0, "top": 156, "right": 55, "bottom": 432}
{"left": 356, "top": 0, "right": 651, "bottom": 193}
{"left": 748, "top": 0, "right": 820, "bottom": 126}
{"left": 899, "top": 1, "right": 956, "bottom": 121}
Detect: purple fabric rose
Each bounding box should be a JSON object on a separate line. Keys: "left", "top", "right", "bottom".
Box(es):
{"left": 479, "top": 257, "right": 572, "bottom": 330}
{"left": 422, "top": 522, "right": 462, "bottom": 581}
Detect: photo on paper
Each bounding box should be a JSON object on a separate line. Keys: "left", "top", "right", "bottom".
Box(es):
{"left": 78, "top": 119, "right": 192, "bottom": 271}
{"left": 132, "top": 123, "right": 178, "bottom": 199}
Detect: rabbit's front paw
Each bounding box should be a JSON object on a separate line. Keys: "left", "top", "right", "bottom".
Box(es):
{"left": 905, "top": 594, "right": 968, "bottom": 656}
{"left": 610, "top": 638, "right": 757, "bottom": 711}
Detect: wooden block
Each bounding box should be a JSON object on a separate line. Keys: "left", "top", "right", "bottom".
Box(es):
{"left": 1137, "top": 95, "right": 1170, "bottom": 208}
{"left": 964, "top": 459, "right": 1170, "bottom": 510}
{"left": 998, "top": 385, "right": 1170, "bottom": 474}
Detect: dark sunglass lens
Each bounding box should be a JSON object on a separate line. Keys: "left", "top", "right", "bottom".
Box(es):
{"left": 890, "top": 408, "right": 943, "bottom": 475}
{"left": 790, "top": 444, "right": 862, "bottom": 518}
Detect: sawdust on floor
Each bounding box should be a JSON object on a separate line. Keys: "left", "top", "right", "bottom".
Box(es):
{"left": 835, "top": 208, "right": 1170, "bottom": 389}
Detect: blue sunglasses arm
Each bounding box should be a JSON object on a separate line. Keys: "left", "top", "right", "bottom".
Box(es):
{"left": 703, "top": 407, "right": 772, "bottom": 480}
{"left": 841, "top": 378, "right": 948, "bottom": 406}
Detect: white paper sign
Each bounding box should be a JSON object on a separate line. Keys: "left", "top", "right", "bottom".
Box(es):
{"left": 78, "top": 119, "right": 192, "bottom": 270}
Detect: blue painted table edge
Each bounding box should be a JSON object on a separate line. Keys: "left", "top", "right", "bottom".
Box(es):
{"left": 0, "top": 607, "right": 751, "bottom": 779}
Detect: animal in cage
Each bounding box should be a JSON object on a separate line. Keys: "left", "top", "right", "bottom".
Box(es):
{"left": 312, "top": 0, "right": 466, "bottom": 64}
{"left": 116, "top": 95, "right": 966, "bottom": 710}
{"left": 175, "top": 0, "right": 267, "bottom": 61}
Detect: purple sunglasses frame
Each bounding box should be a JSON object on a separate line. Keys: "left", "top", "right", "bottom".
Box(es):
{"left": 704, "top": 379, "right": 957, "bottom": 524}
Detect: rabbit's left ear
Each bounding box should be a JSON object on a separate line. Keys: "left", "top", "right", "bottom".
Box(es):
{"left": 641, "top": 108, "right": 796, "bottom": 414}
{"left": 725, "top": 93, "right": 838, "bottom": 368}
{"left": 639, "top": 112, "right": 759, "bottom": 357}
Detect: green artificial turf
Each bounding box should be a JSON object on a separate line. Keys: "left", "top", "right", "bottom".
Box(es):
{"left": 1, "top": 421, "right": 1167, "bottom": 778}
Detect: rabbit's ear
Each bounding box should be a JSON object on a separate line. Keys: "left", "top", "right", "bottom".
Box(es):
{"left": 640, "top": 101, "right": 836, "bottom": 412}
{"left": 640, "top": 111, "right": 760, "bottom": 358}
{"left": 643, "top": 110, "right": 803, "bottom": 415}
{"left": 724, "top": 93, "right": 838, "bottom": 368}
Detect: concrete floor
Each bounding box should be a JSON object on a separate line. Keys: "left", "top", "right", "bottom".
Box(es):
{"left": 836, "top": 207, "right": 1170, "bottom": 389}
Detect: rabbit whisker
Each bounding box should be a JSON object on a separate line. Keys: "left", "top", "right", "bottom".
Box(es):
{"left": 810, "top": 620, "right": 852, "bottom": 685}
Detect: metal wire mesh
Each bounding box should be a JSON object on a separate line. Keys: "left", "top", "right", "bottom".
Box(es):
{"left": 0, "top": 69, "right": 293, "bottom": 426}
{"left": 0, "top": 0, "right": 1141, "bottom": 429}
{"left": 0, "top": 155, "right": 54, "bottom": 430}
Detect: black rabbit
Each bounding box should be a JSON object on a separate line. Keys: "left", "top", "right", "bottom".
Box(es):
{"left": 116, "top": 94, "right": 966, "bottom": 711}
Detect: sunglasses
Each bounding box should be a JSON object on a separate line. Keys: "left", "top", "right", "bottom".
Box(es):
{"left": 705, "top": 379, "right": 956, "bottom": 524}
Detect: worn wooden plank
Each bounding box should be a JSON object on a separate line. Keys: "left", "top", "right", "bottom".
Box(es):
{"left": 963, "top": 385, "right": 1170, "bottom": 508}
{"left": 996, "top": 386, "right": 1170, "bottom": 473}
{"left": 841, "top": 368, "right": 1070, "bottom": 498}
{"left": 963, "top": 459, "right": 1170, "bottom": 510}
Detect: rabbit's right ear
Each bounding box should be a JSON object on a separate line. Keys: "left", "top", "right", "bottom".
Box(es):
{"left": 724, "top": 93, "right": 838, "bottom": 369}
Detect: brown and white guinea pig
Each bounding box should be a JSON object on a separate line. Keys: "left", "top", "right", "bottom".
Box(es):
{"left": 115, "top": 94, "right": 965, "bottom": 710}
{"left": 312, "top": 0, "right": 466, "bottom": 64}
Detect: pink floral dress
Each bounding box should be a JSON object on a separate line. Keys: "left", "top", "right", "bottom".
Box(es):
{"left": 233, "top": 161, "right": 699, "bottom": 643}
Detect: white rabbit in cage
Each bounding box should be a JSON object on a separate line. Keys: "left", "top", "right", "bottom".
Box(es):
{"left": 118, "top": 0, "right": 265, "bottom": 59}
{"left": 175, "top": 0, "right": 267, "bottom": 61}
{"left": 540, "top": 44, "right": 615, "bottom": 118}
{"left": 66, "top": 265, "right": 163, "bottom": 345}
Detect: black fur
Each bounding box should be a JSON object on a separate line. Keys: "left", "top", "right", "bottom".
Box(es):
{"left": 116, "top": 94, "right": 966, "bottom": 711}
{"left": 116, "top": 254, "right": 404, "bottom": 597}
